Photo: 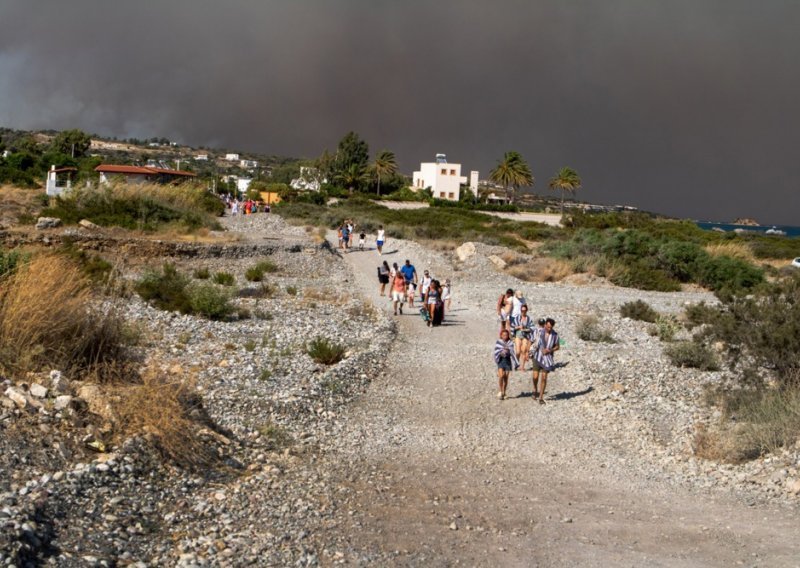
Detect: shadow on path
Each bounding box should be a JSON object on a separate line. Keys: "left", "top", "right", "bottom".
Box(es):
{"left": 550, "top": 386, "right": 594, "bottom": 401}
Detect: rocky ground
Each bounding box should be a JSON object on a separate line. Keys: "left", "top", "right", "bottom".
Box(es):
{"left": 1, "top": 211, "right": 799, "bottom": 566}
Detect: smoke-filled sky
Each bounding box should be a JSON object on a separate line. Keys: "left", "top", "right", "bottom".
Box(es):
{"left": 2, "top": 1, "right": 799, "bottom": 224}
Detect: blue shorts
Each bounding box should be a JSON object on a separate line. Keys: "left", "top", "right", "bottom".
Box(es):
{"left": 377, "top": 240, "right": 384, "bottom": 246}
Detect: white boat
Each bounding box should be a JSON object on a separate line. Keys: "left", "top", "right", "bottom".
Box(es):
{"left": 765, "top": 226, "right": 786, "bottom": 236}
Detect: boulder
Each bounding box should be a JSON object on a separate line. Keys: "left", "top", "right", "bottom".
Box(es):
{"left": 35, "top": 217, "right": 62, "bottom": 230}
{"left": 54, "top": 395, "right": 73, "bottom": 411}
{"left": 29, "top": 383, "right": 48, "bottom": 398}
{"left": 78, "top": 219, "right": 101, "bottom": 230}
{"left": 76, "top": 384, "right": 114, "bottom": 421}
{"left": 455, "top": 242, "right": 476, "bottom": 262}
{"left": 488, "top": 255, "right": 507, "bottom": 269}
{"left": 4, "top": 387, "right": 28, "bottom": 409}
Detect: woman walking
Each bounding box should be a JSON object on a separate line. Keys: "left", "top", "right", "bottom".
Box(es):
{"left": 493, "top": 329, "right": 518, "bottom": 400}
{"left": 423, "top": 279, "right": 442, "bottom": 327}
{"left": 511, "top": 305, "right": 533, "bottom": 371}
{"left": 378, "top": 261, "right": 390, "bottom": 296}
{"left": 532, "top": 318, "right": 559, "bottom": 405}
{"left": 391, "top": 270, "right": 406, "bottom": 315}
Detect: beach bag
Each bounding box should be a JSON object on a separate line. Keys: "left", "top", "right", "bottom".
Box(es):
{"left": 419, "top": 307, "right": 431, "bottom": 322}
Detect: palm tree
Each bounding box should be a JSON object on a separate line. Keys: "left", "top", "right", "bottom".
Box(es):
{"left": 548, "top": 167, "right": 582, "bottom": 215}
{"left": 488, "top": 151, "right": 533, "bottom": 204}
{"left": 335, "top": 163, "right": 368, "bottom": 194}
{"left": 372, "top": 150, "right": 398, "bottom": 196}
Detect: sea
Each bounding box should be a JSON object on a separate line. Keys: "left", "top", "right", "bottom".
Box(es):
{"left": 696, "top": 222, "right": 800, "bottom": 238}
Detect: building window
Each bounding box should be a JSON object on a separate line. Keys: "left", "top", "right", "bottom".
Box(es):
{"left": 448, "top": 192, "right": 454, "bottom": 199}
{"left": 441, "top": 168, "right": 447, "bottom": 175}
{"left": 450, "top": 169, "right": 456, "bottom": 175}
{"left": 439, "top": 192, "right": 445, "bottom": 198}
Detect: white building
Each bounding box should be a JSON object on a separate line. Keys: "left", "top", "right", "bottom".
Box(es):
{"left": 412, "top": 154, "right": 467, "bottom": 201}
{"left": 45, "top": 165, "right": 76, "bottom": 197}
{"left": 195, "top": 154, "right": 208, "bottom": 161}
{"left": 225, "top": 153, "right": 240, "bottom": 161}
{"left": 469, "top": 170, "right": 479, "bottom": 199}
{"left": 290, "top": 166, "right": 324, "bottom": 192}
{"left": 240, "top": 159, "right": 258, "bottom": 169}
{"left": 237, "top": 177, "right": 252, "bottom": 195}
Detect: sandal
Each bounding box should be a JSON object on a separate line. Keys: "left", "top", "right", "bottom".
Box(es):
{"left": 539, "top": 399, "right": 546, "bottom": 405}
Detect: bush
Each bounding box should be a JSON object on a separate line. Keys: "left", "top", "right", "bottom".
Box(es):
{"left": 212, "top": 271, "right": 235, "bottom": 286}
{"left": 0, "top": 254, "right": 131, "bottom": 380}
{"left": 193, "top": 267, "right": 210, "bottom": 279}
{"left": 113, "top": 371, "right": 218, "bottom": 468}
{"left": 307, "top": 337, "right": 346, "bottom": 365}
{"left": 576, "top": 315, "right": 615, "bottom": 343}
{"left": 0, "top": 249, "right": 25, "bottom": 279}
{"left": 41, "top": 182, "right": 223, "bottom": 232}
{"left": 648, "top": 314, "right": 681, "bottom": 342}
{"left": 286, "top": 285, "right": 298, "bottom": 296}
{"left": 697, "top": 255, "right": 763, "bottom": 295}
{"left": 135, "top": 263, "right": 191, "bottom": 313}
{"left": 187, "top": 283, "right": 232, "bottom": 320}
{"left": 610, "top": 262, "right": 681, "bottom": 292}
{"left": 245, "top": 260, "right": 279, "bottom": 282}
{"left": 620, "top": 300, "right": 658, "bottom": 323}
{"left": 664, "top": 340, "right": 719, "bottom": 370}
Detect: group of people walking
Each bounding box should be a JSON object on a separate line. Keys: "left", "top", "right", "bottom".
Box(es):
{"left": 493, "top": 288, "right": 559, "bottom": 404}
{"left": 378, "top": 258, "right": 451, "bottom": 328}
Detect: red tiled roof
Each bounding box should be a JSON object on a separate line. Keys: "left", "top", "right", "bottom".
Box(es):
{"left": 94, "top": 164, "right": 196, "bottom": 177}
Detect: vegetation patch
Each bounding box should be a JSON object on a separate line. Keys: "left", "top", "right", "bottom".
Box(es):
{"left": 187, "top": 283, "right": 233, "bottom": 320}
{"left": 664, "top": 340, "right": 719, "bottom": 370}
{"left": 244, "top": 260, "right": 279, "bottom": 282}
{"left": 620, "top": 300, "right": 659, "bottom": 323}
{"left": 576, "top": 315, "right": 615, "bottom": 343}
{"left": 212, "top": 271, "right": 235, "bottom": 286}
{"left": 307, "top": 337, "right": 346, "bottom": 365}
{"left": 41, "top": 182, "right": 223, "bottom": 232}
{"left": 0, "top": 254, "right": 131, "bottom": 381}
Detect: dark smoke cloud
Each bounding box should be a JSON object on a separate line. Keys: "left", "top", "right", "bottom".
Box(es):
{"left": 2, "top": 0, "right": 799, "bottom": 223}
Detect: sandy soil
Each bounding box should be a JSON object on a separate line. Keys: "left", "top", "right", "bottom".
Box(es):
{"left": 380, "top": 201, "right": 562, "bottom": 226}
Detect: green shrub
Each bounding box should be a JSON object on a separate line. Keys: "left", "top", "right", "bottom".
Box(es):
{"left": 664, "top": 340, "right": 719, "bottom": 370}
{"left": 193, "top": 267, "right": 210, "bottom": 279}
{"left": 307, "top": 337, "right": 346, "bottom": 365}
{"left": 0, "top": 249, "right": 25, "bottom": 279}
{"left": 610, "top": 262, "right": 681, "bottom": 292}
{"left": 648, "top": 314, "right": 681, "bottom": 342}
{"left": 576, "top": 315, "right": 615, "bottom": 343}
{"left": 655, "top": 241, "right": 707, "bottom": 282}
{"left": 135, "top": 263, "right": 191, "bottom": 313}
{"left": 212, "top": 271, "right": 235, "bottom": 286}
{"left": 684, "top": 301, "right": 717, "bottom": 328}
{"left": 620, "top": 300, "right": 659, "bottom": 323}
{"left": 244, "top": 260, "right": 279, "bottom": 282}
{"left": 187, "top": 283, "right": 232, "bottom": 320}
{"left": 697, "top": 255, "right": 763, "bottom": 295}
{"left": 243, "top": 339, "right": 256, "bottom": 352}
{"left": 286, "top": 285, "right": 297, "bottom": 296}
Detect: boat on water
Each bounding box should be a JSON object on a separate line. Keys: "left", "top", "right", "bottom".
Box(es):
{"left": 765, "top": 226, "right": 787, "bottom": 236}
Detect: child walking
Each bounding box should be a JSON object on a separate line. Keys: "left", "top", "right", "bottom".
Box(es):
{"left": 493, "top": 329, "right": 518, "bottom": 400}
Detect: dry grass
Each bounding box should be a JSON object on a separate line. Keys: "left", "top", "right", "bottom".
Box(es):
{"left": 112, "top": 370, "right": 218, "bottom": 468}
{"left": 506, "top": 257, "right": 573, "bottom": 282}
{"left": 0, "top": 254, "right": 131, "bottom": 380}
{"left": 705, "top": 242, "right": 756, "bottom": 263}
{"left": 423, "top": 239, "right": 460, "bottom": 252}
{"left": 0, "top": 184, "right": 42, "bottom": 224}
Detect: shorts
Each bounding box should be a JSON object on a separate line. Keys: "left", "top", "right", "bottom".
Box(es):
{"left": 379, "top": 275, "right": 389, "bottom": 284}
{"left": 499, "top": 313, "right": 510, "bottom": 322}
{"left": 514, "top": 330, "right": 529, "bottom": 340}
{"left": 392, "top": 290, "right": 405, "bottom": 302}
{"left": 497, "top": 356, "right": 513, "bottom": 372}
{"left": 531, "top": 359, "right": 554, "bottom": 373}
{"left": 377, "top": 240, "right": 384, "bottom": 247}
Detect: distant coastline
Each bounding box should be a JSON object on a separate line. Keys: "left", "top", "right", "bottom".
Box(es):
{"left": 696, "top": 221, "right": 800, "bottom": 238}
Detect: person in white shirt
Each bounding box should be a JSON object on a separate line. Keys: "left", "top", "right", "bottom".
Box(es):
{"left": 419, "top": 270, "right": 433, "bottom": 303}
{"left": 376, "top": 226, "right": 386, "bottom": 255}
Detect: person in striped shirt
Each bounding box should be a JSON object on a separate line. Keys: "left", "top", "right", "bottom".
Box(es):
{"left": 493, "top": 329, "right": 519, "bottom": 400}
{"left": 532, "top": 318, "right": 559, "bottom": 405}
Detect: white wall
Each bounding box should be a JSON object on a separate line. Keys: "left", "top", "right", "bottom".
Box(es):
{"left": 99, "top": 172, "right": 149, "bottom": 185}
{"left": 412, "top": 162, "right": 467, "bottom": 201}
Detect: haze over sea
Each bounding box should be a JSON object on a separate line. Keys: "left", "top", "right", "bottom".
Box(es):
{"left": 696, "top": 222, "right": 800, "bottom": 238}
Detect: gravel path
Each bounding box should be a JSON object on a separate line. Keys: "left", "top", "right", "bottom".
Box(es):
{"left": 321, "top": 234, "right": 800, "bottom": 566}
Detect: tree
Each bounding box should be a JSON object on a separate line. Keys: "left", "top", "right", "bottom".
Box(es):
{"left": 332, "top": 131, "right": 369, "bottom": 186}
{"left": 372, "top": 150, "right": 398, "bottom": 196}
{"left": 488, "top": 151, "right": 533, "bottom": 204}
{"left": 334, "top": 163, "right": 368, "bottom": 194}
{"left": 548, "top": 166, "right": 582, "bottom": 215}
{"left": 50, "top": 129, "right": 92, "bottom": 158}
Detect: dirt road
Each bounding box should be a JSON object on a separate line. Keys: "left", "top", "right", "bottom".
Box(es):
{"left": 326, "top": 239, "right": 800, "bottom": 566}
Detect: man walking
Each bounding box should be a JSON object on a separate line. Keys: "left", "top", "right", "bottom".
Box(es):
{"left": 532, "top": 318, "right": 559, "bottom": 405}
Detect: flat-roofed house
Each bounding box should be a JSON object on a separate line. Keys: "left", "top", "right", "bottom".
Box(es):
{"left": 412, "top": 153, "right": 467, "bottom": 201}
